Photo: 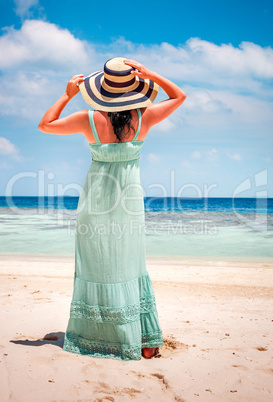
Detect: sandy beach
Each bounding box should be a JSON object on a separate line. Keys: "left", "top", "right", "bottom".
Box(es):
{"left": 0, "top": 254, "right": 272, "bottom": 401}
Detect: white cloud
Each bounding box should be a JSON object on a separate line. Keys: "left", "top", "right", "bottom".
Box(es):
{"left": 0, "top": 20, "right": 96, "bottom": 120}
{"left": 0, "top": 19, "right": 90, "bottom": 70}
{"left": 208, "top": 90, "right": 273, "bottom": 125}
{"left": 0, "top": 71, "right": 68, "bottom": 120}
{"left": 110, "top": 36, "right": 273, "bottom": 93}
{"left": 0, "top": 161, "right": 12, "bottom": 169}
{"left": 102, "top": 36, "right": 273, "bottom": 131}
{"left": 14, "top": 0, "right": 39, "bottom": 18}
{"left": 0, "top": 137, "right": 18, "bottom": 155}
{"left": 77, "top": 158, "right": 86, "bottom": 165}
{"left": 183, "top": 88, "right": 231, "bottom": 114}
{"left": 179, "top": 87, "right": 273, "bottom": 129}
{"left": 147, "top": 153, "right": 161, "bottom": 163}
{"left": 227, "top": 152, "right": 242, "bottom": 162}
{"left": 186, "top": 38, "right": 273, "bottom": 80}
{"left": 181, "top": 160, "right": 192, "bottom": 170}
{"left": 190, "top": 150, "right": 201, "bottom": 159}
{"left": 207, "top": 148, "right": 218, "bottom": 162}
{"left": 0, "top": 20, "right": 272, "bottom": 130}
{"left": 0, "top": 137, "right": 24, "bottom": 161}
{"left": 156, "top": 118, "right": 176, "bottom": 132}
{"left": 1, "top": 24, "right": 273, "bottom": 88}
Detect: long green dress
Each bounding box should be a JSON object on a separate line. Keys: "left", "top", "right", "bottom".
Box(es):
{"left": 63, "top": 108, "right": 163, "bottom": 360}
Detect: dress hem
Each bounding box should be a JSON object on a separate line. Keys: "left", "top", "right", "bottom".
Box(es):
{"left": 63, "top": 331, "right": 164, "bottom": 361}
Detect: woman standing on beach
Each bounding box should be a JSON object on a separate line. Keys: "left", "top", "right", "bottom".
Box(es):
{"left": 38, "top": 57, "right": 186, "bottom": 360}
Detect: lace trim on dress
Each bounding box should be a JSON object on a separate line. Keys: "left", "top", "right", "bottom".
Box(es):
{"left": 142, "top": 331, "right": 164, "bottom": 348}
{"left": 64, "top": 333, "right": 141, "bottom": 360}
{"left": 69, "top": 295, "right": 156, "bottom": 324}
{"left": 63, "top": 331, "right": 164, "bottom": 361}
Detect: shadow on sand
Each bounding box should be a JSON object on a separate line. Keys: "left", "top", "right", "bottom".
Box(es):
{"left": 10, "top": 331, "right": 64, "bottom": 348}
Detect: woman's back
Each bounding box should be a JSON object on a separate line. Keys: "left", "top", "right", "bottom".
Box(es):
{"left": 88, "top": 108, "right": 144, "bottom": 163}
{"left": 86, "top": 108, "right": 147, "bottom": 144}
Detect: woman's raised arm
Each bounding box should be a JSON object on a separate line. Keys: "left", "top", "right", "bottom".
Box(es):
{"left": 124, "top": 59, "right": 186, "bottom": 129}
{"left": 38, "top": 74, "right": 87, "bottom": 135}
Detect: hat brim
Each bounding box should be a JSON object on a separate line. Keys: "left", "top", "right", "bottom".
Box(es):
{"left": 79, "top": 71, "right": 159, "bottom": 112}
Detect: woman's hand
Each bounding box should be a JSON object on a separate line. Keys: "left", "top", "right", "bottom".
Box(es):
{"left": 124, "top": 59, "right": 154, "bottom": 80}
{"left": 65, "top": 74, "right": 85, "bottom": 99}
{"left": 38, "top": 74, "right": 86, "bottom": 134}
{"left": 124, "top": 59, "right": 186, "bottom": 132}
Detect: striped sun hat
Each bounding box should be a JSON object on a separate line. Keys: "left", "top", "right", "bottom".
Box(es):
{"left": 79, "top": 57, "right": 159, "bottom": 112}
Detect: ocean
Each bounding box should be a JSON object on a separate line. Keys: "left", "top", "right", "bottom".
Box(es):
{"left": 0, "top": 196, "right": 273, "bottom": 261}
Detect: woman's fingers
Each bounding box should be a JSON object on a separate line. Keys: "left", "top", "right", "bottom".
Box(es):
{"left": 130, "top": 70, "right": 142, "bottom": 77}
{"left": 76, "top": 76, "right": 85, "bottom": 87}
{"left": 124, "top": 59, "right": 135, "bottom": 65}
{"left": 124, "top": 60, "right": 151, "bottom": 79}
{"left": 66, "top": 74, "right": 85, "bottom": 96}
{"left": 70, "top": 74, "right": 85, "bottom": 87}
{"left": 124, "top": 59, "right": 141, "bottom": 69}
{"left": 71, "top": 74, "right": 85, "bottom": 82}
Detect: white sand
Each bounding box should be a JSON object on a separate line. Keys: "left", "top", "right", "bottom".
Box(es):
{"left": 0, "top": 254, "right": 272, "bottom": 401}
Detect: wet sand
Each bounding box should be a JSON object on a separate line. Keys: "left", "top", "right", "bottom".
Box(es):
{"left": 0, "top": 254, "right": 272, "bottom": 401}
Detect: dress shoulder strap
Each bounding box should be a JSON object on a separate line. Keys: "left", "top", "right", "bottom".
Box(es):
{"left": 132, "top": 108, "right": 142, "bottom": 141}
{"left": 88, "top": 110, "right": 101, "bottom": 144}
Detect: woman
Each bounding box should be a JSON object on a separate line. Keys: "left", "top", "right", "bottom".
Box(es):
{"left": 39, "top": 57, "right": 186, "bottom": 360}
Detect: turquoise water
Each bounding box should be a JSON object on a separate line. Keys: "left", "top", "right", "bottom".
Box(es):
{"left": 1, "top": 196, "right": 272, "bottom": 214}
{"left": 0, "top": 198, "right": 273, "bottom": 261}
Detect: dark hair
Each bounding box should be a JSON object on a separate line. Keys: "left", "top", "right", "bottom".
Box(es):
{"left": 108, "top": 110, "right": 135, "bottom": 142}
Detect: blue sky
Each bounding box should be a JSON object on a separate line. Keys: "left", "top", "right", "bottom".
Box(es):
{"left": 0, "top": 0, "right": 272, "bottom": 197}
